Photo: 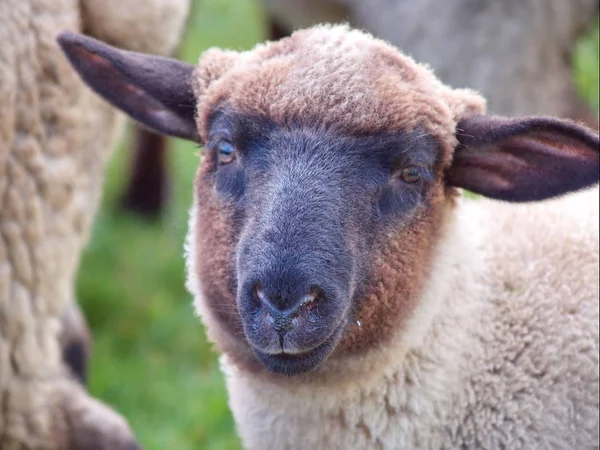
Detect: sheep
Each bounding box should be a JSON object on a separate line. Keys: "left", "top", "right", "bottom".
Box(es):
{"left": 118, "top": 0, "right": 600, "bottom": 219}
{"left": 58, "top": 24, "right": 600, "bottom": 449}
{"left": 0, "top": 0, "right": 189, "bottom": 448}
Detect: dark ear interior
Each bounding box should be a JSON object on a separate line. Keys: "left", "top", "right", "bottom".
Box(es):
{"left": 57, "top": 31, "right": 199, "bottom": 141}
{"left": 447, "top": 115, "right": 599, "bottom": 202}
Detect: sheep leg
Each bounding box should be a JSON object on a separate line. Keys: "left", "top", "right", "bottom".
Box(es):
{"left": 268, "top": 15, "right": 292, "bottom": 40}
{"left": 58, "top": 302, "right": 91, "bottom": 386}
{"left": 118, "top": 126, "right": 170, "bottom": 219}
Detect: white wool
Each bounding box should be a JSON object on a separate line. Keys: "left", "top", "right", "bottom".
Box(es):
{"left": 222, "top": 187, "right": 599, "bottom": 449}
{"left": 0, "top": 0, "right": 189, "bottom": 447}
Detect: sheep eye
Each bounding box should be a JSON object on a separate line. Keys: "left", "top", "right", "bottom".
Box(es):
{"left": 399, "top": 166, "right": 422, "bottom": 184}
{"left": 217, "top": 140, "right": 237, "bottom": 165}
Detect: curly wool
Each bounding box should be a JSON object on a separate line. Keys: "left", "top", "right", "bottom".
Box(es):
{"left": 0, "top": 0, "right": 188, "bottom": 448}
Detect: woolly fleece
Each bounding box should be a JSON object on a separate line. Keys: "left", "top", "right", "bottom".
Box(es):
{"left": 0, "top": 0, "right": 188, "bottom": 448}
{"left": 223, "top": 187, "right": 599, "bottom": 450}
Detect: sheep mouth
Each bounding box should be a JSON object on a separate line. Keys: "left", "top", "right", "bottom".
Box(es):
{"left": 252, "top": 320, "right": 346, "bottom": 376}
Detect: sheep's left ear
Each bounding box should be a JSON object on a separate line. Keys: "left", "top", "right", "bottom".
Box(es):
{"left": 57, "top": 31, "right": 199, "bottom": 141}
{"left": 447, "top": 115, "right": 599, "bottom": 202}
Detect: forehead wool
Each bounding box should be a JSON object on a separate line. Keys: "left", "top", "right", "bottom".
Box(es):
{"left": 193, "top": 24, "right": 486, "bottom": 157}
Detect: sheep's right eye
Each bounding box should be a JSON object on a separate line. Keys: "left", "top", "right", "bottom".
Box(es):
{"left": 217, "top": 140, "right": 237, "bottom": 165}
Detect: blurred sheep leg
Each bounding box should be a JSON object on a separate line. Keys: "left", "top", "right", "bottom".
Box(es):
{"left": 59, "top": 302, "right": 92, "bottom": 385}
{"left": 269, "top": 15, "right": 292, "bottom": 41}
{"left": 119, "top": 126, "right": 170, "bottom": 218}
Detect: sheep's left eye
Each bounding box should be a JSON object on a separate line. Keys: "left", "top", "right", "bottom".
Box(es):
{"left": 217, "top": 140, "right": 236, "bottom": 165}
{"left": 399, "top": 166, "right": 422, "bottom": 183}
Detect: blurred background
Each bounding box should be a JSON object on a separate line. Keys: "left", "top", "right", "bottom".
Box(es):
{"left": 75, "top": 1, "right": 599, "bottom": 449}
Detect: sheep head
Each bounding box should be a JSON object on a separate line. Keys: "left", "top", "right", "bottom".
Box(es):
{"left": 58, "top": 25, "right": 599, "bottom": 377}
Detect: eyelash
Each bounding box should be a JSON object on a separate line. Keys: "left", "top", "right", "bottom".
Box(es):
{"left": 398, "top": 166, "right": 422, "bottom": 183}
{"left": 208, "top": 136, "right": 238, "bottom": 165}
{"left": 216, "top": 140, "right": 237, "bottom": 164}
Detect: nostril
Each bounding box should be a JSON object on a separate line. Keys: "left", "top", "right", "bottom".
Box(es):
{"left": 253, "top": 283, "right": 321, "bottom": 315}
{"left": 303, "top": 284, "right": 327, "bottom": 311}
{"left": 254, "top": 284, "right": 270, "bottom": 309}
{"left": 251, "top": 281, "right": 326, "bottom": 335}
{"left": 247, "top": 282, "right": 263, "bottom": 312}
{"left": 298, "top": 292, "right": 317, "bottom": 314}
{"left": 253, "top": 283, "right": 289, "bottom": 314}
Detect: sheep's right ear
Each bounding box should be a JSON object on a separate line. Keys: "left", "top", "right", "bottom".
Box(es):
{"left": 57, "top": 31, "right": 199, "bottom": 142}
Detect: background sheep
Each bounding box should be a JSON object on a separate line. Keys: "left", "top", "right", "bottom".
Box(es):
{"left": 263, "top": 0, "right": 600, "bottom": 125}
{"left": 118, "top": 0, "right": 600, "bottom": 219}
{"left": 61, "top": 23, "right": 599, "bottom": 449}
{"left": 0, "top": 0, "right": 189, "bottom": 448}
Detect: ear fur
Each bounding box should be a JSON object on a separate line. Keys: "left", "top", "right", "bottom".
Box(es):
{"left": 447, "top": 115, "right": 600, "bottom": 202}
{"left": 57, "top": 31, "right": 199, "bottom": 141}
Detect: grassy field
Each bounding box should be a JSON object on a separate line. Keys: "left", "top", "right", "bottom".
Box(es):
{"left": 75, "top": 3, "right": 599, "bottom": 449}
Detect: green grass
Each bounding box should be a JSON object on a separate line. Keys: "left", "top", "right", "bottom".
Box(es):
{"left": 75, "top": 5, "right": 599, "bottom": 449}
{"left": 574, "top": 19, "right": 600, "bottom": 113}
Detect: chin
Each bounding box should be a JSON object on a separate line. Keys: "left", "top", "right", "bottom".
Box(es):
{"left": 252, "top": 323, "right": 345, "bottom": 376}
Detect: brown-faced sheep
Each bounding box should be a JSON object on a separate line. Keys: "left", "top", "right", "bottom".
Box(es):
{"left": 0, "top": 0, "right": 189, "bottom": 448}
{"left": 59, "top": 25, "right": 599, "bottom": 449}
{"left": 118, "top": 0, "right": 600, "bottom": 219}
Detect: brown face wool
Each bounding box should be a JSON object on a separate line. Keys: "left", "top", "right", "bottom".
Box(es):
{"left": 58, "top": 23, "right": 599, "bottom": 450}
{"left": 0, "top": 0, "right": 189, "bottom": 448}
{"left": 194, "top": 25, "right": 486, "bottom": 156}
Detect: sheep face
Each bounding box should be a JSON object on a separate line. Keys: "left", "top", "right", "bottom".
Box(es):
{"left": 193, "top": 110, "right": 449, "bottom": 374}
{"left": 58, "top": 25, "right": 600, "bottom": 377}
{"left": 186, "top": 26, "right": 474, "bottom": 375}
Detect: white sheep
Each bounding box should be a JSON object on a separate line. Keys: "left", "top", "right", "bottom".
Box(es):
{"left": 58, "top": 24, "right": 599, "bottom": 449}
{"left": 0, "top": 0, "right": 189, "bottom": 448}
